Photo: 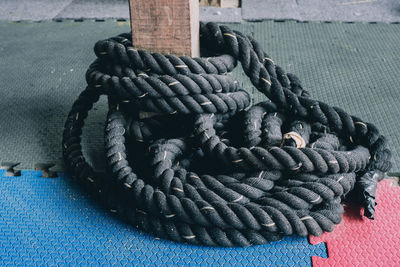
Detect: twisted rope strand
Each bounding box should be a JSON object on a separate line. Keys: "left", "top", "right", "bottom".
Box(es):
{"left": 62, "top": 22, "right": 391, "bottom": 247}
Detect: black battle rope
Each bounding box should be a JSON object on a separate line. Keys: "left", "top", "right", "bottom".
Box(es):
{"left": 62, "top": 22, "right": 392, "bottom": 247}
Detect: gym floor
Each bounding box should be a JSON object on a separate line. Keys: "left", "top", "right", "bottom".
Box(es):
{"left": 1, "top": 1, "right": 399, "bottom": 266}
{"left": 1, "top": 0, "right": 399, "bottom": 23}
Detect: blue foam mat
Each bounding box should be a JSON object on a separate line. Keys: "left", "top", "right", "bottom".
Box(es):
{"left": 0, "top": 170, "right": 327, "bottom": 265}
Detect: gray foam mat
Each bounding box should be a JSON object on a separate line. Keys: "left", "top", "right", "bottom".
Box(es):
{"left": 242, "top": 0, "right": 400, "bottom": 23}
{"left": 0, "top": 20, "right": 399, "bottom": 172}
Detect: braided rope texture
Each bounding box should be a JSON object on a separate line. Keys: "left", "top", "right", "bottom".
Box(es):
{"left": 61, "top": 22, "right": 393, "bottom": 247}
{"left": 62, "top": 22, "right": 392, "bottom": 247}
{"left": 1, "top": 20, "right": 399, "bottom": 171}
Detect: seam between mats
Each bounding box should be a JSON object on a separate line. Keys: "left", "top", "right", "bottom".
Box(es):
{"left": 3, "top": 18, "right": 399, "bottom": 25}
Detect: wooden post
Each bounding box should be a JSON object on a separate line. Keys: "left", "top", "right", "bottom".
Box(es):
{"left": 199, "top": 0, "right": 239, "bottom": 8}
{"left": 129, "top": 0, "right": 199, "bottom": 57}
{"left": 199, "top": 0, "right": 221, "bottom": 6}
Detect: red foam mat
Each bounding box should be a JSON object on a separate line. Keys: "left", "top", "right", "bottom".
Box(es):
{"left": 310, "top": 179, "right": 400, "bottom": 266}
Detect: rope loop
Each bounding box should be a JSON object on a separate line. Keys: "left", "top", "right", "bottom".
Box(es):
{"left": 62, "top": 22, "right": 391, "bottom": 246}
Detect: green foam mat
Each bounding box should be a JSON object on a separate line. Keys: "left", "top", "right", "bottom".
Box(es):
{"left": 0, "top": 20, "right": 399, "bottom": 171}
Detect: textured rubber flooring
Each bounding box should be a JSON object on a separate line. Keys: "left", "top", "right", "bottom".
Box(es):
{"left": 0, "top": 170, "right": 327, "bottom": 266}
{"left": 242, "top": 0, "right": 400, "bottom": 23}
{"left": 2, "top": 0, "right": 400, "bottom": 22}
{"left": 310, "top": 179, "right": 400, "bottom": 266}
{"left": 0, "top": 20, "right": 399, "bottom": 173}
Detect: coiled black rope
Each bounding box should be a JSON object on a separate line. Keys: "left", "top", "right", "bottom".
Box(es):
{"left": 62, "top": 22, "right": 392, "bottom": 247}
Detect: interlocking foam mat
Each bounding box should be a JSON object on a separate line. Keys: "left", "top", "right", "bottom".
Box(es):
{"left": 0, "top": 20, "right": 399, "bottom": 172}
{"left": 310, "top": 179, "right": 400, "bottom": 266}
{"left": 0, "top": 170, "right": 327, "bottom": 265}
{"left": 0, "top": 20, "right": 400, "bottom": 265}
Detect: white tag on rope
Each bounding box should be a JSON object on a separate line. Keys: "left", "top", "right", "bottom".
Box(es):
{"left": 281, "top": 131, "right": 306, "bottom": 148}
